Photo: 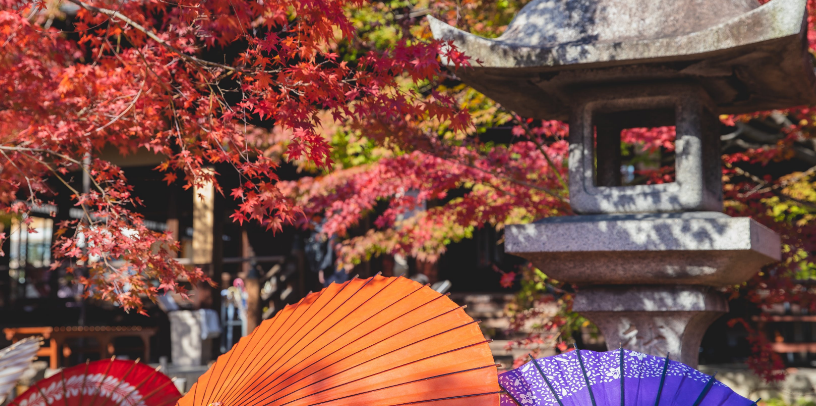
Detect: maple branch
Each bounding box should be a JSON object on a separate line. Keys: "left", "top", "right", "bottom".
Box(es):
{"left": 65, "top": 0, "right": 241, "bottom": 73}
{"left": 0, "top": 145, "right": 114, "bottom": 220}
{"left": 0, "top": 146, "right": 84, "bottom": 165}
{"left": 427, "top": 141, "right": 568, "bottom": 202}
{"left": 0, "top": 149, "right": 38, "bottom": 203}
{"left": 728, "top": 163, "right": 816, "bottom": 211}
{"left": 367, "top": 115, "right": 567, "bottom": 202}
{"left": 515, "top": 117, "right": 569, "bottom": 192}
{"left": 755, "top": 164, "right": 816, "bottom": 196}
{"left": 93, "top": 85, "right": 144, "bottom": 133}
{"left": 2, "top": 151, "right": 103, "bottom": 245}
{"left": 444, "top": 155, "right": 567, "bottom": 202}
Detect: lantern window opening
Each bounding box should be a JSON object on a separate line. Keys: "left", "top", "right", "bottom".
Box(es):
{"left": 591, "top": 107, "right": 678, "bottom": 188}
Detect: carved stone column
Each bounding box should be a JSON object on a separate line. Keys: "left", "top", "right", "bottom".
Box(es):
{"left": 506, "top": 210, "right": 780, "bottom": 363}
{"left": 573, "top": 286, "right": 727, "bottom": 367}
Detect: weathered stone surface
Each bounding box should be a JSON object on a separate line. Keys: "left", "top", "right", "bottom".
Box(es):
{"left": 169, "top": 311, "right": 213, "bottom": 367}
{"left": 574, "top": 285, "right": 728, "bottom": 367}
{"left": 505, "top": 212, "right": 781, "bottom": 286}
{"left": 496, "top": 0, "right": 759, "bottom": 46}
{"left": 569, "top": 83, "right": 722, "bottom": 214}
{"left": 428, "top": 0, "right": 816, "bottom": 119}
{"left": 434, "top": 0, "right": 793, "bottom": 365}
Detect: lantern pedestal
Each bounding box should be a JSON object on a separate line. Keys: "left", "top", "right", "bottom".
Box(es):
{"left": 573, "top": 285, "right": 727, "bottom": 367}
{"left": 504, "top": 212, "right": 781, "bottom": 286}
{"left": 505, "top": 212, "right": 779, "bottom": 364}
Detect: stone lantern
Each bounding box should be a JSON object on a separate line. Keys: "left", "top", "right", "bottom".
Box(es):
{"left": 430, "top": 0, "right": 816, "bottom": 367}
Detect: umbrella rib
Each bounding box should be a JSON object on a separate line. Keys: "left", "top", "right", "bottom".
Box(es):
{"left": 219, "top": 280, "right": 347, "bottom": 405}
{"left": 205, "top": 303, "right": 293, "bottom": 405}
{"left": 305, "top": 364, "right": 497, "bottom": 406}
{"left": 79, "top": 359, "right": 90, "bottom": 406}
{"left": 7, "top": 361, "right": 79, "bottom": 406}
{"left": 88, "top": 357, "right": 116, "bottom": 406}
{"left": 653, "top": 354, "right": 670, "bottom": 406}
{"left": 253, "top": 277, "right": 424, "bottom": 397}
{"left": 136, "top": 376, "right": 178, "bottom": 403}
{"left": 211, "top": 279, "right": 291, "bottom": 393}
{"left": 200, "top": 334, "right": 238, "bottom": 404}
{"left": 619, "top": 348, "right": 625, "bottom": 406}
{"left": 497, "top": 381, "right": 524, "bottom": 406}
{"left": 237, "top": 299, "right": 464, "bottom": 405}
{"left": 152, "top": 395, "right": 182, "bottom": 406}
{"left": 575, "top": 348, "right": 597, "bottom": 406}
{"left": 198, "top": 353, "right": 224, "bottom": 404}
{"left": 216, "top": 285, "right": 320, "bottom": 401}
{"left": 113, "top": 364, "right": 163, "bottom": 406}
{"left": 385, "top": 391, "right": 503, "bottom": 406}
{"left": 33, "top": 379, "right": 53, "bottom": 406}
{"left": 530, "top": 356, "right": 564, "bottom": 406}
{"left": 61, "top": 369, "right": 69, "bottom": 406}
{"left": 266, "top": 325, "right": 488, "bottom": 406}
{"left": 228, "top": 275, "right": 378, "bottom": 405}
{"left": 212, "top": 284, "right": 330, "bottom": 405}
{"left": 691, "top": 372, "right": 717, "bottom": 406}
{"left": 226, "top": 277, "right": 367, "bottom": 406}
{"left": 97, "top": 358, "right": 138, "bottom": 406}
{"left": 255, "top": 275, "right": 399, "bottom": 393}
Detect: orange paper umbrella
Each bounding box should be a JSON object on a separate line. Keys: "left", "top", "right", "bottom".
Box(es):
{"left": 178, "top": 275, "right": 500, "bottom": 406}
{"left": 10, "top": 358, "right": 181, "bottom": 406}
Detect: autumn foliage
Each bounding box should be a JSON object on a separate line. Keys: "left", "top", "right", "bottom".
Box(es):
{"left": 0, "top": 0, "right": 468, "bottom": 311}
{"left": 4, "top": 0, "right": 816, "bottom": 380}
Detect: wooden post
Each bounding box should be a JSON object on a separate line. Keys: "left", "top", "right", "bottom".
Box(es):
{"left": 140, "top": 333, "right": 151, "bottom": 363}
{"left": 245, "top": 266, "right": 262, "bottom": 332}
{"left": 49, "top": 337, "right": 59, "bottom": 370}
{"left": 192, "top": 170, "right": 215, "bottom": 269}
{"left": 292, "top": 236, "right": 306, "bottom": 298}
{"left": 240, "top": 228, "right": 252, "bottom": 278}
{"left": 98, "top": 336, "right": 111, "bottom": 358}
{"left": 211, "top": 184, "right": 224, "bottom": 311}
{"left": 192, "top": 168, "right": 217, "bottom": 310}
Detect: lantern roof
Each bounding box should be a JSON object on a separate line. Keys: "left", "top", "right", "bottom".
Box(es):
{"left": 429, "top": 0, "right": 816, "bottom": 120}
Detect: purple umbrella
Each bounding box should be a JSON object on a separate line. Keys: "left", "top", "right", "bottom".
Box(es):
{"left": 498, "top": 349, "right": 758, "bottom": 406}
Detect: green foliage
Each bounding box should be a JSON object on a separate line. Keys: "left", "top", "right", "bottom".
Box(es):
{"left": 762, "top": 398, "right": 816, "bottom": 406}
{"left": 330, "top": 132, "right": 384, "bottom": 168}
{"left": 505, "top": 265, "right": 597, "bottom": 345}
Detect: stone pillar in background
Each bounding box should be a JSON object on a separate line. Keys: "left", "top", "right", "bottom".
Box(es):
{"left": 169, "top": 311, "right": 207, "bottom": 366}
{"left": 427, "top": 0, "right": 816, "bottom": 366}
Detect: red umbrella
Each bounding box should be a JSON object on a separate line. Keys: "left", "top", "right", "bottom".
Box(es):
{"left": 10, "top": 358, "right": 181, "bottom": 406}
